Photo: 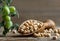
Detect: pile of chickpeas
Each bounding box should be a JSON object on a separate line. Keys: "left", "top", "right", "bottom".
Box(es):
{"left": 15, "top": 19, "right": 60, "bottom": 40}
{"left": 34, "top": 28, "right": 60, "bottom": 37}
{"left": 18, "top": 19, "right": 43, "bottom": 35}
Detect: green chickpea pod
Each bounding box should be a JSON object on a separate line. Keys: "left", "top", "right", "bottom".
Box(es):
{"left": 0, "top": 0, "right": 19, "bottom": 36}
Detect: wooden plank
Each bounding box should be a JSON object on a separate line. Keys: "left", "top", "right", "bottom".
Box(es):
{"left": 0, "top": 37, "right": 60, "bottom": 41}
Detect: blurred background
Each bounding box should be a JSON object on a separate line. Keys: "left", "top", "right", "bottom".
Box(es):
{"left": 0, "top": 0, "right": 60, "bottom": 36}
{"left": 12, "top": 0, "right": 60, "bottom": 26}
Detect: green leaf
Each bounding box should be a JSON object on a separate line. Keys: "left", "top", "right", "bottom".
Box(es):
{"left": 0, "top": 0, "right": 2, "bottom": 3}
{"left": 10, "top": 12, "right": 17, "bottom": 17}
{"left": 14, "top": 23, "right": 19, "bottom": 30}
{"left": 0, "top": 23, "right": 3, "bottom": 28}
{"left": 6, "top": 0, "right": 13, "bottom": 5}
{"left": 10, "top": 23, "right": 19, "bottom": 31}
{"left": 0, "top": 21, "right": 4, "bottom": 28}
{"left": 0, "top": 6, "right": 3, "bottom": 13}
{"left": 10, "top": 11, "right": 19, "bottom": 18}
{"left": 16, "top": 11, "right": 19, "bottom": 19}
{"left": 3, "top": 27, "right": 9, "bottom": 36}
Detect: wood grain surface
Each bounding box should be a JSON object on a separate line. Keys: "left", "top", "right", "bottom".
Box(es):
{"left": 0, "top": 37, "right": 60, "bottom": 41}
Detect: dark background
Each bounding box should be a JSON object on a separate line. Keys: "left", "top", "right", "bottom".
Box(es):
{"left": 9, "top": 0, "right": 60, "bottom": 26}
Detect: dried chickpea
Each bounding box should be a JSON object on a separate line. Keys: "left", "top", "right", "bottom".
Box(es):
{"left": 55, "top": 33, "right": 60, "bottom": 37}
{"left": 52, "top": 36, "right": 57, "bottom": 40}
{"left": 33, "top": 33, "right": 41, "bottom": 37}
{"left": 44, "top": 33, "right": 51, "bottom": 37}
{"left": 40, "top": 33, "right": 44, "bottom": 37}
{"left": 54, "top": 29, "right": 58, "bottom": 33}
{"left": 49, "top": 29, "right": 54, "bottom": 33}
{"left": 58, "top": 28, "right": 60, "bottom": 34}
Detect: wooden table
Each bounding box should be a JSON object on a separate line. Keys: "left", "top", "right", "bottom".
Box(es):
{"left": 0, "top": 26, "right": 59, "bottom": 41}
{"left": 0, "top": 36, "right": 60, "bottom": 41}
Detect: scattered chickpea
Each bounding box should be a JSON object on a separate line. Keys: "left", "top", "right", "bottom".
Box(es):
{"left": 54, "top": 29, "right": 58, "bottom": 33}
{"left": 12, "top": 30, "right": 17, "bottom": 34}
{"left": 44, "top": 33, "right": 51, "bottom": 37}
{"left": 49, "top": 29, "right": 54, "bottom": 33}
{"left": 55, "top": 33, "right": 60, "bottom": 37}
{"left": 58, "top": 28, "right": 60, "bottom": 34}
{"left": 44, "top": 29, "right": 51, "bottom": 33}
{"left": 52, "top": 36, "right": 57, "bottom": 40}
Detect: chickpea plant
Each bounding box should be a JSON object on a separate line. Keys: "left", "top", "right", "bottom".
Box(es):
{"left": 0, "top": 0, "right": 19, "bottom": 36}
